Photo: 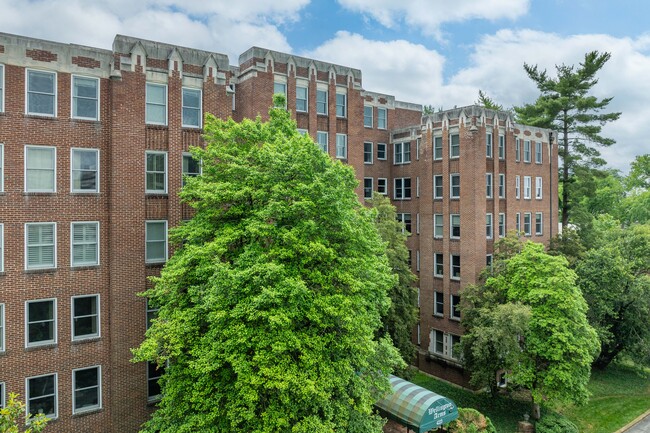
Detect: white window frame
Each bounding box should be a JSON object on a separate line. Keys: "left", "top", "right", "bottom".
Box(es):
{"left": 26, "top": 69, "right": 57, "bottom": 117}
{"left": 25, "top": 298, "right": 57, "bottom": 348}
{"left": 498, "top": 135, "right": 505, "bottom": 159}
{"left": 434, "top": 292, "right": 444, "bottom": 316}
{"left": 394, "top": 178, "right": 411, "bottom": 200}
{"left": 364, "top": 142, "right": 373, "bottom": 164}
{"left": 145, "top": 220, "right": 168, "bottom": 264}
{"left": 0, "top": 223, "right": 3, "bottom": 274}
{"left": 433, "top": 135, "right": 442, "bottom": 160}
{"left": 515, "top": 138, "right": 521, "bottom": 162}
{"left": 0, "top": 381, "right": 5, "bottom": 409}
{"left": 449, "top": 133, "right": 460, "bottom": 158}
{"left": 524, "top": 140, "right": 531, "bottom": 163}
{"left": 535, "top": 141, "right": 543, "bottom": 164}
{"left": 524, "top": 176, "right": 532, "bottom": 200}
{"left": 182, "top": 87, "right": 202, "bottom": 128}
{"left": 25, "top": 145, "right": 56, "bottom": 193}
{"left": 316, "top": 131, "right": 328, "bottom": 153}
{"left": 25, "top": 222, "right": 57, "bottom": 270}
{"left": 0, "top": 64, "right": 4, "bottom": 113}
{"left": 434, "top": 253, "right": 444, "bottom": 277}
{"left": 486, "top": 132, "right": 493, "bottom": 158}
{"left": 145, "top": 151, "right": 168, "bottom": 194}
{"left": 363, "top": 177, "right": 373, "bottom": 200}
{"left": 515, "top": 175, "right": 521, "bottom": 199}
{"left": 535, "top": 212, "right": 543, "bottom": 236}
{"left": 394, "top": 142, "right": 411, "bottom": 164}
{"left": 487, "top": 254, "right": 493, "bottom": 271}
{"left": 71, "top": 294, "right": 100, "bottom": 341}
{"left": 296, "top": 86, "right": 308, "bottom": 112}
{"left": 363, "top": 105, "right": 373, "bottom": 127}
{"left": 486, "top": 213, "right": 493, "bottom": 239}
{"left": 524, "top": 212, "right": 532, "bottom": 236}
{"left": 335, "top": 92, "right": 346, "bottom": 118}
{"left": 450, "top": 174, "right": 460, "bottom": 199}
{"left": 377, "top": 143, "right": 387, "bottom": 160}
{"left": 450, "top": 214, "right": 460, "bottom": 239}
{"left": 182, "top": 152, "right": 202, "bottom": 186}
{"left": 450, "top": 294, "right": 461, "bottom": 320}
{"left": 451, "top": 254, "right": 461, "bottom": 280}
{"left": 70, "top": 148, "right": 100, "bottom": 193}
{"left": 430, "top": 329, "right": 445, "bottom": 356}
{"left": 377, "top": 178, "right": 387, "bottom": 195}
{"left": 377, "top": 107, "right": 387, "bottom": 129}
{"left": 26, "top": 373, "right": 58, "bottom": 419}
{"left": 316, "top": 89, "right": 327, "bottom": 115}
{"left": 498, "top": 213, "right": 505, "bottom": 238}
{"left": 70, "top": 221, "right": 99, "bottom": 267}
{"left": 273, "top": 82, "right": 286, "bottom": 96}
{"left": 0, "top": 143, "right": 4, "bottom": 192}
{"left": 499, "top": 173, "right": 505, "bottom": 198}
{"left": 536, "top": 176, "right": 543, "bottom": 199}
{"left": 397, "top": 213, "right": 411, "bottom": 234}
{"left": 434, "top": 214, "right": 443, "bottom": 239}
{"left": 71, "top": 75, "right": 99, "bottom": 121}
{"left": 145, "top": 82, "right": 168, "bottom": 125}
{"left": 0, "top": 303, "right": 4, "bottom": 353}
{"left": 433, "top": 175, "right": 443, "bottom": 199}
{"left": 516, "top": 212, "right": 521, "bottom": 233}
{"left": 486, "top": 173, "right": 493, "bottom": 198}
{"left": 335, "top": 134, "right": 347, "bottom": 159}
{"left": 72, "top": 366, "right": 102, "bottom": 414}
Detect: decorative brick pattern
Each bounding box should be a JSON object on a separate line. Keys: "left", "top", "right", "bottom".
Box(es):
{"left": 72, "top": 55, "right": 101, "bottom": 69}
{"left": 26, "top": 48, "right": 57, "bottom": 62}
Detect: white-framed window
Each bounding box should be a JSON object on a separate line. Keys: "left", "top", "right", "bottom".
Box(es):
{"left": 515, "top": 138, "right": 521, "bottom": 162}
{"left": 145, "top": 221, "right": 168, "bottom": 264}
{"left": 182, "top": 87, "right": 202, "bottom": 128}
{"left": 535, "top": 212, "right": 543, "bottom": 235}
{"left": 25, "top": 145, "right": 56, "bottom": 193}
{"left": 416, "top": 138, "right": 421, "bottom": 161}
{"left": 515, "top": 175, "right": 521, "bottom": 199}
{"left": 486, "top": 213, "right": 493, "bottom": 239}
{"left": 397, "top": 213, "right": 411, "bottom": 234}
{"left": 535, "top": 141, "right": 543, "bottom": 164}
{"left": 430, "top": 329, "right": 445, "bottom": 355}
{"left": 71, "top": 75, "right": 99, "bottom": 120}
{"left": 498, "top": 173, "right": 505, "bottom": 198}
{"left": 316, "top": 131, "right": 328, "bottom": 153}
{"left": 416, "top": 250, "right": 421, "bottom": 271}
{"left": 449, "top": 133, "right": 460, "bottom": 158}
{"left": 486, "top": 132, "right": 493, "bottom": 158}
{"left": 523, "top": 140, "right": 531, "bottom": 163}
{"left": 147, "top": 361, "right": 165, "bottom": 402}
{"left": 145, "top": 83, "right": 167, "bottom": 125}
{"left": 273, "top": 82, "right": 286, "bottom": 96}
{"left": 451, "top": 255, "right": 460, "bottom": 280}
{"left": 26, "top": 69, "right": 56, "bottom": 117}
{"left": 0, "top": 143, "right": 4, "bottom": 192}
{"left": 394, "top": 142, "right": 410, "bottom": 164}
{"left": 498, "top": 135, "right": 505, "bottom": 159}
{"left": 364, "top": 142, "right": 373, "bottom": 164}
{"left": 0, "top": 223, "right": 3, "bottom": 273}
{"left": 377, "top": 107, "right": 387, "bottom": 129}
{"left": 377, "top": 143, "right": 387, "bottom": 160}
{"left": 335, "top": 134, "right": 347, "bottom": 159}
{"left": 450, "top": 294, "right": 461, "bottom": 320}
{"left": 434, "top": 214, "right": 443, "bottom": 238}
{"left": 450, "top": 174, "right": 460, "bottom": 199}
{"left": 72, "top": 366, "right": 101, "bottom": 414}
{"left": 524, "top": 176, "right": 532, "bottom": 199}
{"left": 0, "top": 381, "right": 4, "bottom": 409}
{"left": 145, "top": 151, "right": 167, "bottom": 194}
{"left": 0, "top": 64, "right": 4, "bottom": 113}
{"left": 296, "top": 86, "right": 308, "bottom": 112}
{"left": 71, "top": 222, "right": 99, "bottom": 267}
{"left": 434, "top": 253, "right": 444, "bottom": 277}
{"left": 25, "top": 298, "right": 57, "bottom": 347}
{"left": 72, "top": 294, "right": 99, "bottom": 340}
{"left": 26, "top": 373, "right": 57, "bottom": 419}
{"left": 316, "top": 89, "right": 327, "bottom": 115}
{"left": 336, "top": 92, "right": 346, "bottom": 118}
{"left": 182, "top": 153, "right": 201, "bottom": 186}
{"left": 394, "top": 178, "right": 411, "bottom": 200}
{"left": 535, "top": 177, "right": 543, "bottom": 199}
{"left": 363, "top": 105, "right": 373, "bottom": 127}
{"left": 433, "top": 175, "right": 443, "bottom": 199}
{"left": 524, "top": 212, "right": 532, "bottom": 236}
{"left": 25, "top": 223, "right": 56, "bottom": 270}
{"left": 516, "top": 212, "right": 521, "bottom": 233}
{"left": 450, "top": 214, "right": 460, "bottom": 239}
{"left": 434, "top": 136, "right": 443, "bottom": 160}
{"left": 486, "top": 173, "right": 493, "bottom": 198}
{"left": 71, "top": 148, "right": 99, "bottom": 193}
{"left": 434, "top": 292, "right": 444, "bottom": 316}
{"left": 0, "top": 303, "right": 4, "bottom": 352}
{"left": 486, "top": 254, "right": 493, "bottom": 270}
{"left": 498, "top": 213, "right": 505, "bottom": 237}
{"left": 146, "top": 298, "right": 159, "bottom": 330}
{"left": 363, "top": 178, "right": 373, "bottom": 199}
{"left": 377, "top": 178, "right": 387, "bottom": 195}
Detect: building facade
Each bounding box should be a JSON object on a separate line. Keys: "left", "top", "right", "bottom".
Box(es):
{"left": 0, "top": 32, "right": 556, "bottom": 432}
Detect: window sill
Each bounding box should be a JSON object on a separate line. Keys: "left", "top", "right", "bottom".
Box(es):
{"left": 181, "top": 126, "right": 202, "bottom": 131}
{"left": 147, "top": 397, "right": 162, "bottom": 406}
{"left": 71, "top": 117, "right": 101, "bottom": 123}
{"left": 146, "top": 124, "right": 168, "bottom": 129}
{"left": 450, "top": 316, "right": 461, "bottom": 322}
{"left": 72, "top": 337, "right": 101, "bottom": 345}
{"left": 71, "top": 265, "right": 100, "bottom": 271}
{"left": 145, "top": 262, "right": 166, "bottom": 268}
{"left": 25, "top": 343, "right": 57, "bottom": 352}
{"left": 24, "top": 114, "right": 57, "bottom": 120}
{"left": 72, "top": 407, "right": 103, "bottom": 418}
{"left": 70, "top": 192, "right": 101, "bottom": 196}
{"left": 23, "top": 192, "right": 56, "bottom": 196}
{"left": 433, "top": 313, "right": 444, "bottom": 318}
{"left": 433, "top": 274, "right": 443, "bottom": 279}
{"left": 426, "top": 352, "right": 463, "bottom": 368}
{"left": 146, "top": 193, "right": 168, "bottom": 197}
{"left": 24, "top": 268, "right": 57, "bottom": 274}
{"left": 450, "top": 277, "right": 460, "bottom": 282}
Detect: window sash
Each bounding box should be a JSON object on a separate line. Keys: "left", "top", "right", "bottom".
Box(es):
{"left": 450, "top": 214, "right": 460, "bottom": 239}
{"left": 434, "top": 214, "right": 443, "bottom": 238}
{"left": 182, "top": 87, "right": 202, "bottom": 128}
{"left": 71, "top": 222, "right": 99, "bottom": 266}
{"left": 71, "top": 148, "right": 99, "bottom": 192}
{"left": 524, "top": 176, "right": 531, "bottom": 199}
{"left": 0, "top": 64, "right": 4, "bottom": 113}
{"left": 515, "top": 175, "right": 521, "bottom": 199}
{"left": 335, "top": 134, "right": 347, "bottom": 159}
{"left": 377, "top": 108, "right": 387, "bottom": 129}
{"left": 145, "top": 221, "right": 167, "bottom": 263}
{"left": 0, "top": 224, "right": 3, "bottom": 274}
{"left": 486, "top": 132, "right": 493, "bottom": 157}
{"left": 394, "top": 178, "right": 411, "bottom": 200}
{"left": 26, "top": 146, "right": 56, "bottom": 192}
{"left": 499, "top": 213, "right": 505, "bottom": 237}
{"left": 72, "top": 76, "right": 99, "bottom": 120}
{"left": 316, "top": 131, "right": 328, "bottom": 152}
{"left": 434, "top": 292, "right": 444, "bottom": 315}
{"left": 434, "top": 136, "right": 443, "bottom": 160}
{"left": 363, "top": 106, "right": 372, "bottom": 127}
{"left": 26, "top": 299, "right": 56, "bottom": 346}
{"left": 377, "top": 178, "right": 387, "bottom": 195}
{"left": 486, "top": 213, "right": 493, "bottom": 239}
{"left": 146, "top": 83, "right": 167, "bottom": 125}
{"left": 316, "top": 90, "right": 327, "bottom": 115}
{"left": 451, "top": 295, "right": 461, "bottom": 319}
{"left": 498, "top": 135, "right": 505, "bottom": 159}
{"left": 499, "top": 174, "right": 505, "bottom": 198}
{"left": 363, "top": 178, "right": 373, "bottom": 199}
{"left": 0, "top": 303, "right": 4, "bottom": 352}
{"left": 295, "top": 86, "right": 308, "bottom": 112}
{"left": 486, "top": 173, "right": 493, "bottom": 198}
{"left": 364, "top": 142, "right": 373, "bottom": 164}
{"left": 434, "top": 254, "right": 444, "bottom": 276}
{"left": 451, "top": 255, "right": 461, "bottom": 279}
{"left": 73, "top": 367, "right": 101, "bottom": 413}
{"left": 72, "top": 295, "right": 99, "bottom": 339}
{"left": 450, "top": 174, "right": 460, "bottom": 198}
{"left": 449, "top": 134, "right": 460, "bottom": 158}
{"left": 145, "top": 152, "right": 167, "bottom": 193}
{"left": 536, "top": 177, "right": 543, "bottom": 199}
{"left": 524, "top": 213, "right": 532, "bottom": 235}
{"left": 147, "top": 361, "right": 165, "bottom": 401}
{"left": 535, "top": 213, "right": 543, "bottom": 235}
{"left": 27, "top": 70, "right": 56, "bottom": 116}
{"left": 394, "top": 142, "right": 410, "bottom": 164}
{"left": 535, "top": 142, "right": 543, "bottom": 163}
{"left": 524, "top": 140, "right": 531, "bottom": 162}
{"left": 27, "top": 374, "right": 57, "bottom": 418}
{"left": 26, "top": 223, "right": 56, "bottom": 269}
{"left": 515, "top": 138, "right": 521, "bottom": 161}
{"left": 377, "top": 143, "right": 386, "bottom": 160}
{"left": 336, "top": 93, "right": 346, "bottom": 117}
{"left": 433, "top": 175, "right": 443, "bottom": 199}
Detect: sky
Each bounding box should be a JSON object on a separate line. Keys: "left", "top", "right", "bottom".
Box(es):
{"left": 1, "top": 0, "right": 648, "bottom": 172}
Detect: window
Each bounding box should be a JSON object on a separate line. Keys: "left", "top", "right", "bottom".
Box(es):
{"left": 394, "top": 142, "right": 410, "bottom": 164}
{"left": 449, "top": 133, "right": 460, "bottom": 158}
{"left": 25, "top": 223, "right": 56, "bottom": 270}
{"left": 498, "top": 213, "right": 505, "bottom": 237}
{"left": 416, "top": 250, "right": 420, "bottom": 271}
{"left": 316, "top": 131, "right": 328, "bottom": 152}
{"left": 486, "top": 173, "right": 493, "bottom": 198}
{"left": 486, "top": 213, "right": 493, "bottom": 239}
{"left": 72, "top": 76, "right": 99, "bottom": 120}
{"left": 26, "top": 374, "right": 57, "bottom": 419}
{"left": 434, "top": 214, "right": 443, "bottom": 238}
{"left": 147, "top": 361, "right": 165, "bottom": 402}
{"left": 71, "top": 222, "right": 99, "bottom": 267}
{"left": 71, "top": 148, "right": 99, "bottom": 193}
{"left": 145, "top": 83, "right": 167, "bottom": 125}
{"left": 499, "top": 135, "right": 505, "bottom": 159}
{"left": 397, "top": 213, "right": 411, "bottom": 234}
{"left": 182, "top": 87, "right": 202, "bottom": 128}
{"left": 535, "top": 212, "right": 543, "bottom": 235}
{"left": 416, "top": 138, "right": 421, "bottom": 161}
{"left": 450, "top": 334, "right": 462, "bottom": 360}
{"left": 523, "top": 140, "right": 531, "bottom": 163}
{"left": 524, "top": 176, "right": 531, "bottom": 199}
{"left": 0, "top": 224, "right": 3, "bottom": 274}
{"left": 450, "top": 214, "right": 460, "bottom": 239}
{"left": 377, "top": 143, "right": 387, "bottom": 160}
{"left": 336, "top": 92, "right": 346, "bottom": 117}
{"left": 434, "top": 292, "right": 444, "bottom": 316}
{"left": 296, "top": 86, "right": 308, "bottom": 112}
{"left": 394, "top": 178, "right": 411, "bottom": 200}
{"left": 431, "top": 329, "right": 445, "bottom": 355}
{"left": 316, "top": 89, "right": 327, "bottom": 115}
{"left": 516, "top": 212, "right": 521, "bottom": 233}
{"left": 450, "top": 295, "right": 461, "bottom": 320}
{"left": 434, "top": 136, "right": 442, "bottom": 160}
{"left": 26, "top": 299, "right": 57, "bottom": 347}
{"left": 25, "top": 145, "right": 56, "bottom": 193}
{"left": 335, "top": 134, "right": 347, "bottom": 159}
{"left": 146, "top": 298, "right": 159, "bottom": 330}
{"left": 182, "top": 153, "right": 201, "bottom": 186}
{"left": 433, "top": 175, "right": 443, "bottom": 199}
{"left": 486, "top": 254, "right": 493, "bottom": 270}
{"left": 0, "top": 381, "right": 4, "bottom": 409}
{"left": 515, "top": 138, "right": 521, "bottom": 162}
{"left": 364, "top": 142, "right": 373, "bottom": 164}
{"left": 0, "top": 64, "right": 4, "bottom": 113}
{"left": 451, "top": 255, "right": 460, "bottom": 280}
{"left": 434, "top": 253, "right": 443, "bottom": 277}
{"left": 515, "top": 175, "right": 521, "bottom": 199}
{"left": 0, "top": 143, "right": 3, "bottom": 192}
{"left": 26, "top": 70, "right": 56, "bottom": 117}
{"left": 430, "top": 330, "right": 461, "bottom": 360}
{"left": 486, "top": 132, "right": 493, "bottom": 158}
{"left": 72, "top": 295, "right": 99, "bottom": 340}
{"left": 535, "top": 141, "right": 543, "bottom": 163}
{"left": 72, "top": 366, "right": 101, "bottom": 414}
{"left": 273, "top": 82, "right": 286, "bottom": 96}
{"left": 450, "top": 174, "right": 460, "bottom": 199}
{"left": 499, "top": 173, "right": 505, "bottom": 198}
{"left": 145, "top": 151, "right": 167, "bottom": 194}
{"left": 363, "top": 178, "right": 373, "bottom": 199}
{"left": 377, "top": 108, "right": 387, "bottom": 129}
{"left": 535, "top": 177, "right": 543, "bottom": 199}
{"left": 0, "top": 303, "right": 4, "bottom": 352}
{"left": 145, "top": 221, "right": 167, "bottom": 264}
{"left": 524, "top": 213, "right": 532, "bottom": 236}
{"left": 377, "top": 178, "right": 387, "bottom": 195}
{"left": 364, "top": 106, "right": 373, "bottom": 127}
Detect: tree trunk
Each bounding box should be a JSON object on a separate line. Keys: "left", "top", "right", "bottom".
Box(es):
{"left": 531, "top": 400, "right": 541, "bottom": 420}
{"left": 561, "top": 113, "right": 570, "bottom": 230}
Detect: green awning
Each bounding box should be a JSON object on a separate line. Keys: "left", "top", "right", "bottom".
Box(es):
{"left": 375, "top": 375, "right": 458, "bottom": 433}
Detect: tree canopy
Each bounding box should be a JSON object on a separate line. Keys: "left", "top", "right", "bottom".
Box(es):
{"left": 133, "top": 96, "right": 403, "bottom": 433}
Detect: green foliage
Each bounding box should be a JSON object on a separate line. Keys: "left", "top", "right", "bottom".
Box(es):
{"left": 475, "top": 90, "right": 503, "bottom": 111}
{"left": 133, "top": 99, "right": 403, "bottom": 432}
{"left": 368, "top": 194, "right": 418, "bottom": 365}
{"left": 446, "top": 408, "right": 497, "bottom": 433}
{"left": 0, "top": 393, "right": 49, "bottom": 433}
{"left": 535, "top": 412, "right": 579, "bottom": 433}
{"left": 627, "top": 154, "right": 650, "bottom": 190}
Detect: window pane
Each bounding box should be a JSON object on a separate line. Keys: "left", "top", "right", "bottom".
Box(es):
{"left": 147, "top": 84, "right": 165, "bottom": 104}
{"left": 29, "top": 71, "right": 55, "bottom": 93}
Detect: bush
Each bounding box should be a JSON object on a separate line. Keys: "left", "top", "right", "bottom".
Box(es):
{"left": 446, "top": 407, "right": 497, "bottom": 433}
{"left": 535, "top": 412, "right": 579, "bottom": 433}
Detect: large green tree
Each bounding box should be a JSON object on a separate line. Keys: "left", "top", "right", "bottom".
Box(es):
{"left": 0, "top": 393, "right": 49, "bottom": 433}
{"left": 133, "top": 96, "right": 403, "bottom": 433}
{"left": 515, "top": 51, "right": 621, "bottom": 229}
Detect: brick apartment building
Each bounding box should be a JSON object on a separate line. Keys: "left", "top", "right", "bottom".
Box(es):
{"left": 0, "top": 32, "right": 557, "bottom": 432}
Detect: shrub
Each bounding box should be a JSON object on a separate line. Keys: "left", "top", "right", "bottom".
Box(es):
{"left": 535, "top": 412, "right": 579, "bottom": 433}
{"left": 446, "top": 407, "right": 497, "bottom": 433}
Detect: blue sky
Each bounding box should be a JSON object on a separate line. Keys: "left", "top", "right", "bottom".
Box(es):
{"left": 1, "top": 0, "right": 648, "bottom": 172}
